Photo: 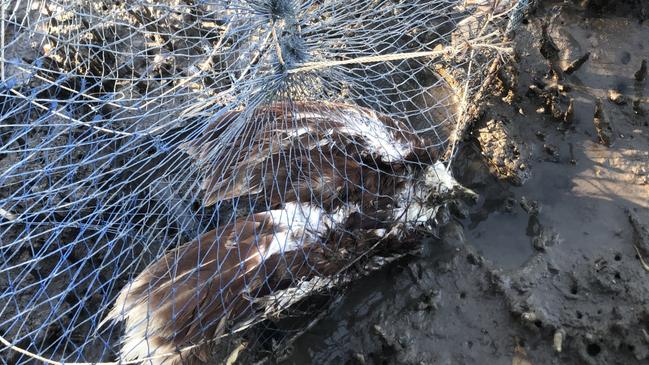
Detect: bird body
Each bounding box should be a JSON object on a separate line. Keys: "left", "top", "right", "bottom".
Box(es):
{"left": 103, "top": 102, "right": 470, "bottom": 364}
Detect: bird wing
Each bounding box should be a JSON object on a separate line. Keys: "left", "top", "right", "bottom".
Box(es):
{"left": 105, "top": 102, "right": 444, "bottom": 364}
{"left": 105, "top": 202, "right": 333, "bottom": 364}
{"left": 179, "top": 102, "right": 436, "bottom": 209}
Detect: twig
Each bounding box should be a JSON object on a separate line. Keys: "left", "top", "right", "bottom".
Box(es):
{"left": 628, "top": 209, "right": 649, "bottom": 272}
{"left": 633, "top": 245, "right": 649, "bottom": 272}
{"left": 288, "top": 49, "right": 451, "bottom": 74}
{"left": 0, "top": 335, "right": 65, "bottom": 365}
{"left": 445, "top": 56, "right": 502, "bottom": 163}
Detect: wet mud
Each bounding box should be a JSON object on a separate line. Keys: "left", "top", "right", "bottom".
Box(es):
{"left": 277, "top": 2, "right": 649, "bottom": 364}
{"left": 1, "top": 1, "right": 648, "bottom": 364}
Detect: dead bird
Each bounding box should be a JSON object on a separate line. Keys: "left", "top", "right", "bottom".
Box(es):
{"left": 101, "top": 102, "right": 475, "bottom": 364}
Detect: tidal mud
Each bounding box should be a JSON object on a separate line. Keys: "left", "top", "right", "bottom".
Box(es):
{"left": 277, "top": 2, "right": 649, "bottom": 364}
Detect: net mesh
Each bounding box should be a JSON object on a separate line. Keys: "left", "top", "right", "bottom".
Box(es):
{"left": 0, "top": 0, "right": 526, "bottom": 363}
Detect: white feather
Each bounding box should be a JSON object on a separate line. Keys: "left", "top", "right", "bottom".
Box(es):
{"left": 295, "top": 106, "right": 413, "bottom": 162}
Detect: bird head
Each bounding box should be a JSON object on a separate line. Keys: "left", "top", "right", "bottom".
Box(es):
{"left": 392, "top": 161, "right": 477, "bottom": 236}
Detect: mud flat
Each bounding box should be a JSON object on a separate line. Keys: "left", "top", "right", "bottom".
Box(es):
{"left": 279, "top": 2, "right": 649, "bottom": 364}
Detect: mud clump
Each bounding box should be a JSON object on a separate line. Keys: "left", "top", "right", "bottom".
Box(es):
{"left": 476, "top": 119, "right": 530, "bottom": 185}
{"left": 593, "top": 99, "right": 613, "bottom": 146}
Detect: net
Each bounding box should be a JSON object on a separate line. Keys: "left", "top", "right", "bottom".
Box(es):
{"left": 0, "top": 0, "right": 527, "bottom": 363}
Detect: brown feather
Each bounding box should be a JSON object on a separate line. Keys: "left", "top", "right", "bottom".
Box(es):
{"left": 105, "top": 210, "right": 314, "bottom": 364}
{"left": 180, "top": 102, "right": 438, "bottom": 208}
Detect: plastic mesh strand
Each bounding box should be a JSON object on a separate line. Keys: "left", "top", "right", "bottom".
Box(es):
{"left": 0, "top": 0, "right": 526, "bottom": 363}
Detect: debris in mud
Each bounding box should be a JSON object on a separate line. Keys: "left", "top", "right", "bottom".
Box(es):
{"left": 476, "top": 119, "right": 530, "bottom": 185}
{"left": 526, "top": 76, "right": 573, "bottom": 123}
{"left": 539, "top": 22, "right": 560, "bottom": 75}
{"left": 628, "top": 209, "right": 649, "bottom": 272}
{"left": 563, "top": 52, "right": 590, "bottom": 75}
{"left": 493, "top": 65, "right": 520, "bottom": 105}
{"left": 543, "top": 143, "right": 560, "bottom": 162}
{"left": 512, "top": 344, "right": 533, "bottom": 365}
{"left": 593, "top": 99, "right": 613, "bottom": 146}
{"left": 634, "top": 60, "right": 647, "bottom": 82}
{"left": 632, "top": 99, "right": 645, "bottom": 116}
{"left": 563, "top": 97, "right": 574, "bottom": 124}
{"left": 630, "top": 164, "right": 649, "bottom": 185}
{"left": 531, "top": 228, "right": 559, "bottom": 251}
{"left": 553, "top": 328, "right": 566, "bottom": 353}
{"left": 519, "top": 196, "right": 539, "bottom": 216}
{"left": 607, "top": 89, "right": 627, "bottom": 105}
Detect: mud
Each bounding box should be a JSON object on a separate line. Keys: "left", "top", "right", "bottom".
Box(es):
{"left": 276, "top": 2, "right": 649, "bottom": 364}
{"left": 2, "top": 1, "right": 648, "bottom": 364}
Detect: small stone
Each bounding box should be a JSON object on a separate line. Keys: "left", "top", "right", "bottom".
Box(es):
{"left": 520, "top": 196, "right": 540, "bottom": 215}
{"left": 538, "top": 229, "right": 560, "bottom": 249}
{"left": 553, "top": 329, "right": 566, "bottom": 353}
{"left": 522, "top": 312, "right": 537, "bottom": 322}
{"left": 527, "top": 84, "right": 542, "bottom": 96}
{"left": 607, "top": 89, "right": 627, "bottom": 105}
{"left": 543, "top": 143, "right": 560, "bottom": 162}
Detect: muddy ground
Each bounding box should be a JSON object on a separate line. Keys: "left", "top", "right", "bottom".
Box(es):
{"left": 1, "top": 1, "right": 648, "bottom": 364}
{"left": 275, "top": 2, "right": 649, "bottom": 364}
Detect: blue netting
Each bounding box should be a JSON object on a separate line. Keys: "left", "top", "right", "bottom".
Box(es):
{"left": 0, "top": 0, "right": 520, "bottom": 363}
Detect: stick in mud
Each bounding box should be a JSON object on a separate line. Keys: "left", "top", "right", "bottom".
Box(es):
{"left": 634, "top": 59, "right": 647, "bottom": 82}
{"left": 627, "top": 209, "right": 649, "bottom": 272}
{"left": 592, "top": 99, "right": 613, "bottom": 147}
{"left": 563, "top": 52, "right": 590, "bottom": 75}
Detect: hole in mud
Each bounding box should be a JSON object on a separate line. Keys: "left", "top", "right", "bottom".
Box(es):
{"left": 614, "top": 253, "right": 622, "bottom": 261}
{"left": 587, "top": 343, "right": 601, "bottom": 357}
{"left": 466, "top": 254, "right": 479, "bottom": 265}
{"left": 570, "top": 286, "right": 579, "bottom": 295}
{"left": 621, "top": 51, "right": 631, "bottom": 65}
{"left": 459, "top": 291, "right": 467, "bottom": 299}
{"left": 614, "top": 272, "right": 621, "bottom": 280}
{"left": 576, "top": 311, "right": 583, "bottom": 319}
{"left": 534, "top": 320, "right": 543, "bottom": 328}
{"left": 628, "top": 344, "right": 635, "bottom": 352}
